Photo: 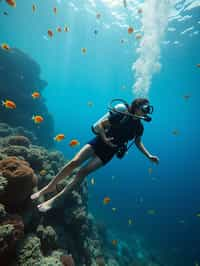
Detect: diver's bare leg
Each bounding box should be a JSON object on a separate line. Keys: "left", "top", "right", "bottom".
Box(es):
{"left": 37, "top": 156, "right": 103, "bottom": 212}
{"left": 31, "top": 144, "right": 95, "bottom": 200}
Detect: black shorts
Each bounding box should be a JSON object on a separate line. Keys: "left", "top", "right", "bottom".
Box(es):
{"left": 87, "top": 136, "right": 118, "bottom": 165}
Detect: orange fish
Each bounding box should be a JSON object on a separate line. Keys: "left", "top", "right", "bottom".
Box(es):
{"left": 57, "top": 27, "right": 62, "bottom": 33}
{"left": 69, "top": 139, "right": 80, "bottom": 147}
{"left": 32, "top": 92, "right": 40, "bottom": 99}
{"left": 6, "top": 0, "right": 16, "bottom": 7}
{"left": 96, "top": 13, "right": 101, "bottom": 19}
{"left": 32, "top": 115, "right": 44, "bottom": 124}
{"left": 2, "top": 99, "right": 16, "bottom": 109}
{"left": 53, "top": 7, "right": 57, "bottom": 14}
{"left": 54, "top": 134, "right": 65, "bottom": 142}
{"left": 103, "top": 197, "right": 111, "bottom": 205}
{"left": 81, "top": 48, "right": 87, "bottom": 54}
{"left": 128, "top": 27, "right": 134, "bottom": 34}
{"left": 1, "top": 43, "right": 11, "bottom": 51}
{"left": 197, "top": 64, "right": 200, "bottom": 68}
{"left": 48, "top": 30, "right": 54, "bottom": 38}
{"left": 64, "top": 25, "right": 70, "bottom": 32}
{"left": 112, "top": 239, "right": 118, "bottom": 246}
{"left": 32, "top": 4, "right": 36, "bottom": 12}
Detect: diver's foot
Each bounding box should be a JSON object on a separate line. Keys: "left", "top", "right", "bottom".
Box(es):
{"left": 37, "top": 199, "right": 55, "bottom": 213}
{"left": 30, "top": 185, "right": 56, "bottom": 200}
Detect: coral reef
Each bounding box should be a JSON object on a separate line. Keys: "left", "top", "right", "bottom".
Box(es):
{"left": 0, "top": 127, "right": 163, "bottom": 266}
{"left": 0, "top": 48, "right": 54, "bottom": 148}
{"left": 0, "top": 214, "right": 24, "bottom": 265}
{"left": 0, "top": 156, "right": 37, "bottom": 208}
{"left": 16, "top": 235, "right": 43, "bottom": 266}
{"left": 7, "top": 135, "right": 31, "bottom": 147}
{"left": 36, "top": 224, "right": 58, "bottom": 254}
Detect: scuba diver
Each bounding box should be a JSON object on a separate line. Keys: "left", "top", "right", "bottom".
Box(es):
{"left": 31, "top": 98, "right": 159, "bottom": 212}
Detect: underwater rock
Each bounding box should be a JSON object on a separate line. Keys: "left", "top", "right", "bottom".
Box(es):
{"left": 0, "top": 156, "right": 37, "bottom": 208}
{"left": 7, "top": 135, "right": 31, "bottom": 147}
{"left": 0, "top": 48, "right": 54, "bottom": 148}
{"left": 36, "top": 224, "right": 58, "bottom": 254}
{"left": 14, "top": 126, "right": 38, "bottom": 144}
{"left": 0, "top": 123, "right": 13, "bottom": 137}
{"left": 16, "top": 235, "right": 43, "bottom": 266}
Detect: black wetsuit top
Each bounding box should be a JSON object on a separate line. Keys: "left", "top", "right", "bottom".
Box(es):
{"left": 106, "top": 112, "right": 144, "bottom": 146}
{"left": 88, "top": 111, "right": 144, "bottom": 165}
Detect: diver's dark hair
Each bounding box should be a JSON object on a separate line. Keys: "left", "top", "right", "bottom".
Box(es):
{"left": 130, "top": 98, "right": 149, "bottom": 114}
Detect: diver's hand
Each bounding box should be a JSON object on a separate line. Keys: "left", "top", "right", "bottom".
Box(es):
{"left": 149, "top": 155, "right": 159, "bottom": 164}
{"left": 103, "top": 137, "right": 118, "bottom": 148}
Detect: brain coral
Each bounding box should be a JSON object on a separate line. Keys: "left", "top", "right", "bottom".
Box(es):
{"left": 0, "top": 157, "right": 37, "bottom": 207}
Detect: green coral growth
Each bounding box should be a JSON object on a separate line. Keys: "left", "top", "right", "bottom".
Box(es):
{"left": 17, "top": 235, "right": 43, "bottom": 266}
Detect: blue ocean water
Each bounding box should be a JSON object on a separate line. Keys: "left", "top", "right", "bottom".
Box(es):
{"left": 0, "top": 0, "right": 200, "bottom": 265}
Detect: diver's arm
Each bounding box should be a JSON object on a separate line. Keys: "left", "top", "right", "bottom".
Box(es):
{"left": 135, "top": 136, "right": 159, "bottom": 164}
{"left": 135, "top": 136, "right": 151, "bottom": 158}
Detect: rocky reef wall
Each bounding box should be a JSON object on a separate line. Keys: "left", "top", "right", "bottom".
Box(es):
{"left": 0, "top": 48, "right": 54, "bottom": 148}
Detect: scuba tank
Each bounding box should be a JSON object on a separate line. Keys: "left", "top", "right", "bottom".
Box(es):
{"left": 91, "top": 100, "right": 129, "bottom": 135}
